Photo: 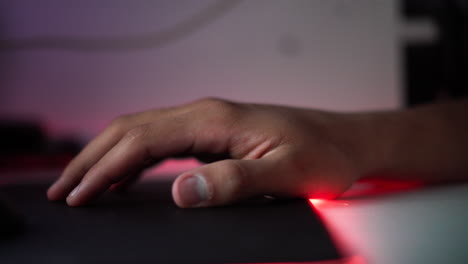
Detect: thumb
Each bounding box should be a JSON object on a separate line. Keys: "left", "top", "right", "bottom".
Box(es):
{"left": 172, "top": 157, "right": 290, "bottom": 208}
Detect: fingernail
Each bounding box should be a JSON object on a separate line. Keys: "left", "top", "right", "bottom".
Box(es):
{"left": 68, "top": 184, "right": 81, "bottom": 198}
{"left": 178, "top": 173, "right": 210, "bottom": 207}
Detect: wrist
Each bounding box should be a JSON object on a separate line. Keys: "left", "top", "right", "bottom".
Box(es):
{"left": 327, "top": 111, "right": 401, "bottom": 179}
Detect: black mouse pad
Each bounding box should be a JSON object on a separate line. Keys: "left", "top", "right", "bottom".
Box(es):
{"left": 0, "top": 179, "right": 340, "bottom": 263}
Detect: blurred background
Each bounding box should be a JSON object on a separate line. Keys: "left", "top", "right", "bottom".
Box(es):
{"left": 0, "top": 0, "right": 467, "bottom": 172}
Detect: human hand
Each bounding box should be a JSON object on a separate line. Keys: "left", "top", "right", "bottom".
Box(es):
{"left": 47, "top": 98, "right": 373, "bottom": 208}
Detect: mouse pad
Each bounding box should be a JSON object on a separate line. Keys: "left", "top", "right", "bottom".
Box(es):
{"left": 0, "top": 179, "right": 340, "bottom": 263}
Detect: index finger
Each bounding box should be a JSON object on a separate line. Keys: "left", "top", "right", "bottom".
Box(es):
{"left": 63, "top": 99, "right": 242, "bottom": 206}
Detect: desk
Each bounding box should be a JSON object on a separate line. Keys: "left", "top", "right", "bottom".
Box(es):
{"left": 312, "top": 181, "right": 468, "bottom": 264}
{"left": 1, "top": 170, "right": 467, "bottom": 264}
{"left": 0, "top": 172, "right": 340, "bottom": 264}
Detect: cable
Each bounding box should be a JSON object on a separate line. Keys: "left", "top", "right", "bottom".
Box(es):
{"left": 0, "top": 0, "right": 242, "bottom": 52}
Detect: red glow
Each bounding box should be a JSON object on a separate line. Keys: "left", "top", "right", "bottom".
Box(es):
{"left": 309, "top": 198, "right": 326, "bottom": 207}
{"left": 340, "top": 179, "right": 424, "bottom": 198}
{"left": 307, "top": 198, "right": 353, "bottom": 254}
{"left": 307, "top": 198, "right": 368, "bottom": 264}
{"left": 307, "top": 179, "right": 424, "bottom": 211}
{"left": 307, "top": 198, "right": 352, "bottom": 210}
{"left": 230, "top": 198, "right": 369, "bottom": 264}
{"left": 304, "top": 179, "right": 426, "bottom": 264}
{"left": 144, "top": 158, "right": 202, "bottom": 178}
{"left": 342, "top": 255, "right": 367, "bottom": 264}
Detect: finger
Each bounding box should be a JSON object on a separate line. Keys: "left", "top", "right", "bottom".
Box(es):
{"left": 47, "top": 108, "right": 178, "bottom": 201}
{"left": 47, "top": 124, "right": 125, "bottom": 201}
{"left": 172, "top": 151, "right": 294, "bottom": 208}
{"left": 109, "top": 156, "right": 166, "bottom": 192}
{"left": 63, "top": 98, "right": 246, "bottom": 206}
{"left": 109, "top": 174, "right": 140, "bottom": 192}
{"left": 47, "top": 100, "right": 214, "bottom": 201}
{"left": 109, "top": 170, "right": 143, "bottom": 192}
{"left": 65, "top": 121, "right": 195, "bottom": 207}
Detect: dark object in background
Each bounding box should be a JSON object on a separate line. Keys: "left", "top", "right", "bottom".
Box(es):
{"left": 0, "top": 179, "right": 341, "bottom": 264}
{"left": 403, "top": 0, "right": 468, "bottom": 106}
{"left": 0, "top": 198, "right": 24, "bottom": 239}
{"left": 0, "top": 119, "right": 80, "bottom": 170}
{"left": 0, "top": 119, "right": 46, "bottom": 155}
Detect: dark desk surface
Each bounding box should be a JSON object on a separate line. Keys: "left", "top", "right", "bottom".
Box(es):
{"left": 0, "top": 179, "right": 340, "bottom": 263}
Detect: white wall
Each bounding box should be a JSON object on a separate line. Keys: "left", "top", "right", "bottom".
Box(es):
{"left": 0, "top": 0, "right": 401, "bottom": 137}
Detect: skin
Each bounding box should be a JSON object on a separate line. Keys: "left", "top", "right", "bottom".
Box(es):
{"left": 47, "top": 98, "right": 468, "bottom": 208}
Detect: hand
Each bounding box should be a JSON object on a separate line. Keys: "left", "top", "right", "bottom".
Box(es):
{"left": 47, "top": 98, "right": 371, "bottom": 208}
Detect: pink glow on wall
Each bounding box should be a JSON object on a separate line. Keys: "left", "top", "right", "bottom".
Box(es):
{"left": 0, "top": 0, "right": 401, "bottom": 138}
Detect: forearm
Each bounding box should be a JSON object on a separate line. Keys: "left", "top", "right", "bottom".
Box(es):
{"left": 357, "top": 99, "right": 468, "bottom": 181}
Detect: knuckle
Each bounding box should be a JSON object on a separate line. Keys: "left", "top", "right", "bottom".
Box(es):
{"left": 196, "top": 97, "right": 240, "bottom": 124}
{"left": 109, "top": 114, "right": 131, "bottom": 131}
{"left": 123, "top": 124, "right": 150, "bottom": 142}
{"left": 195, "top": 97, "right": 227, "bottom": 105}
{"left": 197, "top": 97, "right": 234, "bottom": 111}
